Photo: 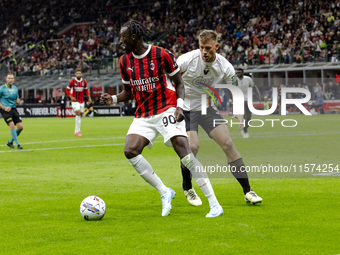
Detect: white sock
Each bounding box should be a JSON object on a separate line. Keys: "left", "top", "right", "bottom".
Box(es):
{"left": 127, "top": 155, "right": 168, "bottom": 195}
{"left": 75, "top": 116, "right": 81, "bottom": 133}
{"left": 181, "top": 153, "right": 219, "bottom": 207}
{"left": 77, "top": 115, "right": 82, "bottom": 132}
{"left": 75, "top": 116, "right": 79, "bottom": 133}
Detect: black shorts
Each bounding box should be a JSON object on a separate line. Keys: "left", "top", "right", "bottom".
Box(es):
{"left": 1, "top": 108, "right": 22, "bottom": 125}
{"left": 184, "top": 107, "right": 225, "bottom": 135}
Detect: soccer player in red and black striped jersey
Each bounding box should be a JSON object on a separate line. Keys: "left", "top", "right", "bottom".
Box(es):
{"left": 66, "top": 69, "right": 92, "bottom": 136}
{"left": 100, "top": 20, "right": 223, "bottom": 217}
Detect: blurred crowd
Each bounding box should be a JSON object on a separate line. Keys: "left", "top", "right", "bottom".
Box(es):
{"left": 2, "top": 0, "right": 340, "bottom": 71}
{"left": 1, "top": 0, "right": 340, "bottom": 101}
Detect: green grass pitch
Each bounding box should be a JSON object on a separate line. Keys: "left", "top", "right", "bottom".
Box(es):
{"left": 0, "top": 114, "right": 339, "bottom": 254}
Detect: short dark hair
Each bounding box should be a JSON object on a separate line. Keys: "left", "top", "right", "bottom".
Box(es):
{"left": 121, "top": 20, "right": 152, "bottom": 39}
{"left": 236, "top": 68, "right": 244, "bottom": 72}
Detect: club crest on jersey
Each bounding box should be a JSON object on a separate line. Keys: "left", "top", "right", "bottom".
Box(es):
{"left": 204, "top": 68, "right": 209, "bottom": 75}
{"left": 192, "top": 76, "right": 222, "bottom": 107}
{"left": 193, "top": 76, "right": 214, "bottom": 88}
{"left": 150, "top": 62, "right": 155, "bottom": 71}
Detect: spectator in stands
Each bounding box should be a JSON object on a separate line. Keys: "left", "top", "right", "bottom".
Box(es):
{"left": 314, "top": 93, "right": 324, "bottom": 114}
{"left": 220, "top": 89, "right": 228, "bottom": 111}
{"left": 328, "top": 81, "right": 337, "bottom": 99}
{"left": 322, "top": 82, "right": 330, "bottom": 99}
{"left": 312, "top": 82, "right": 322, "bottom": 100}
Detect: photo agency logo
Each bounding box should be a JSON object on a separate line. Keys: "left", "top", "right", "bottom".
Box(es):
{"left": 200, "top": 84, "right": 312, "bottom": 128}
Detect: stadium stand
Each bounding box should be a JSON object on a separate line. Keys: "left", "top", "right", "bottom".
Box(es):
{"left": 1, "top": 0, "right": 340, "bottom": 110}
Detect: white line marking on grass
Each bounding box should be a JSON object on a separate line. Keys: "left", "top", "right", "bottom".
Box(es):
{"left": 0, "top": 143, "right": 126, "bottom": 153}
{"left": 0, "top": 140, "right": 164, "bottom": 153}
{"left": 1, "top": 131, "right": 338, "bottom": 153}
{"left": 313, "top": 172, "right": 340, "bottom": 177}
{"left": 0, "top": 137, "right": 127, "bottom": 147}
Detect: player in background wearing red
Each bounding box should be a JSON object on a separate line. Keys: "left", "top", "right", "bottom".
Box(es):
{"left": 100, "top": 20, "right": 223, "bottom": 217}
{"left": 66, "top": 69, "right": 92, "bottom": 136}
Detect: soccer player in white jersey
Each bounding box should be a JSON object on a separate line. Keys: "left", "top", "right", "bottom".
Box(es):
{"left": 236, "top": 68, "right": 261, "bottom": 138}
{"left": 177, "top": 30, "right": 262, "bottom": 206}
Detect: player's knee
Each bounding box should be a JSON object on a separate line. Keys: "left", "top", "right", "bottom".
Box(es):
{"left": 124, "top": 147, "right": 139, "bottom": 159}
{"left": 221, "top": 139, "right": 234, "bottom": 153}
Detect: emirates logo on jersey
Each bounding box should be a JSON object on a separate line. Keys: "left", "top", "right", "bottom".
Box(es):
{"left": 150, "top": 62, "right": 155, "bottom": 70}
{"left": 130, "top": 76, "right": 160, "bottom": 92}
{"left": 74, "top": 87, "right": 84, "bottom": 92}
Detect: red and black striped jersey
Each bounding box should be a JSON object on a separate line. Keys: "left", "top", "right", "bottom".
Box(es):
{"left": 66, "top": 78, "right": 90, "bottom": 103}
{"left": 119, "top": 45, "right": 180, "bottom": 118}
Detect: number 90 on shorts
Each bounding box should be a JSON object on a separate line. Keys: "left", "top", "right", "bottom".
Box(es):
{"left": 127, "top": 107, "right": 187, "bottom": 149}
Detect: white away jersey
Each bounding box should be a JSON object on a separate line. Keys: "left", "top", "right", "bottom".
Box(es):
{"left": 237, "top": 75, "right": 254, "bottom": 101}
{"left": 177, "top": 49, "right": 235, "bottom": 111}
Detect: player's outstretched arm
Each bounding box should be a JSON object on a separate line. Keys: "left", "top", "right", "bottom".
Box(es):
{"left": 170, "top": 71, "right": 185, "bottom": 122}
{"left": 100, "top": 84, "right": 133, "bottom": 105}
{"left": 231, "top": 115, "right": 245, "bottom": 131}
{"left": 254, "top": 84, "right": 262, "bottom": 102}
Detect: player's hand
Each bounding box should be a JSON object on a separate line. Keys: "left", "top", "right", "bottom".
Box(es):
{"left": 4, "top": 106, "right": 11, "bottom": 112}
{"left": 88, "top": 98, "right": 92, "bottom": 104}
{"left": 174, "top": 107, "right": 185, "bottom": 122}
{"left": 100, "top": 93, "right": 112, "bottom": 105}
{"left": 70, "top": 96, "right": 76, "bottom": 101}
{"left": 231, "top": 114, "right": 245, "bottom": 131}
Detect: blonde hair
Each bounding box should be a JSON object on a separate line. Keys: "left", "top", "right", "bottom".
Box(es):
{"left": 198, "top": 30, "right": 218, "bottom": 43}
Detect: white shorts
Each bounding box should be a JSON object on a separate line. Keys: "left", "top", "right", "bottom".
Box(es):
{"left": 127, "top": 107, "right": 188, "bottom": 149}
{"left": 71, "top": 102, "right": 85, "bottom": 113}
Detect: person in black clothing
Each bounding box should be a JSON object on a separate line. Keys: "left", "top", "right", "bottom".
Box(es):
{"left": 84, "top": 100, "right": 94, "bottom": 117}
{"left": 123, "top": 100, "right": 134, "bottom": 116}
{"left": 59, "top": 92, "right": 67, "bottom": 118}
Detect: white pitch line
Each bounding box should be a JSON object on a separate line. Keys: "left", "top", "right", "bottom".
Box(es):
{"left": 0, "top": 143, "right": 126, "bottom": 153}
{"left": 0, "top": 140, "right": 164, "bottom": 153}
{"left": 1, "top": 131, "right": 339, "bottom": 153}
{"left": 0, "top": 131, "right": 336, "bottom": 147}
{"left": 0, "top": 137, "right": 127, "bottom": 147}
{"left": 313, "top": 172, "right": 340, "bottom": 177}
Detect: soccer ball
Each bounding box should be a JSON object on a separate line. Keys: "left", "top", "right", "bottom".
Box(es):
{"left": 80, "top": 196, "right": 106, "bottom": 221}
